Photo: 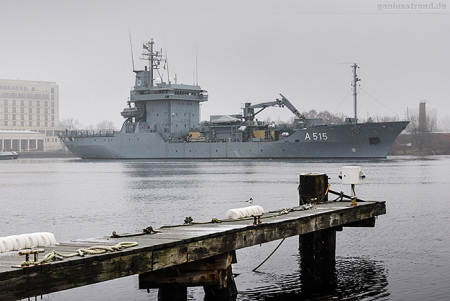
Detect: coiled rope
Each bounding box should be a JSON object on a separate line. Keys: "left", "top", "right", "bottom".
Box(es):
{"left": 20, "top": 241, "right": 138, "bottom": 267}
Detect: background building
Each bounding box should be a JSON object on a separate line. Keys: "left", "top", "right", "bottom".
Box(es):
{"left": 0, "top": 79, "right": 63, "bottom": 152}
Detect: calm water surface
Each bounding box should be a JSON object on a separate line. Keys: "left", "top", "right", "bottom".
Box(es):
{"left": 1, "top": 156, "right": 449, "bottom": 300}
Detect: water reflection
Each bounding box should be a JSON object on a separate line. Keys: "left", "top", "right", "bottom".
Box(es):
{"left": 238, "top": 256, "right": 388, "bottom": 300}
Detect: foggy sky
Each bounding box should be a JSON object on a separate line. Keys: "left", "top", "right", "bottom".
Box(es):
{"left": 1, "top": 0, "right": 449, "bottom": 129}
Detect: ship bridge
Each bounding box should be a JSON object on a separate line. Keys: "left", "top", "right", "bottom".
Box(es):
{"left": 131, "top": 83, "right": 208, "bottom": 103}
{"left": 119, "top": 39, "right": 209, "bottom": 139}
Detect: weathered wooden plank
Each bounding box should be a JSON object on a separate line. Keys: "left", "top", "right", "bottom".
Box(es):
{"left": 0, "top": 201, "right": 386, "bottom": 300}
{"left": 0, "top": 250, "right": 153, "bottom": 300}
{"left": 139, "top": 252, "right": 233, "bottom": 288}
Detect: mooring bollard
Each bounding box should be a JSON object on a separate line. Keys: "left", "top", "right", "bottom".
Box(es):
{"left": 299, "top": 172, "right": 328, "bottom": 205}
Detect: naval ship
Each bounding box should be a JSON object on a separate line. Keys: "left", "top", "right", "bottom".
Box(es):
{"left": 59, "top": 39, "right": 409, "bottom": 159}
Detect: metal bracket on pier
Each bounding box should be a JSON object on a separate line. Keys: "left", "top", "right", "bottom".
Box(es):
{"left": 12, "top": 249, "right": 46, "bottom": 268}
{"left": 252, "top": 214, "right": 262, "bottom": 225}
{"left": 111, "top": 226, "right": 159, "bottom": 238}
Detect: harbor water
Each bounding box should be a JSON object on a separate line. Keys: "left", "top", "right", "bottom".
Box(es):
{"left": 1, "top": 156, "right": 450, "bottom": 300}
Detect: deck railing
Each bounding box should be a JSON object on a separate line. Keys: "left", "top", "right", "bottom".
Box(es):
{"left": 58, "top": 129, "right": 117, "bottom": 138}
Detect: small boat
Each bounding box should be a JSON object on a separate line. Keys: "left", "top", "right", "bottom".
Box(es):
{"left": 0, "top": 149, "right": 19, "bottom": 160}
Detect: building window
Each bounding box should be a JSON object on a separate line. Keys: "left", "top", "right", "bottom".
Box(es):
{"left": 29, "top": 121, "right": 32, "bottom": 127}
{"left": 28, "top": 101, "right": 32, "bottom": 106}
{"left": 28, "top": 108, "right": 32, "bottom": 113}
{"left": 4, "top": 121, "right": 7, "bottom": 126}
{"left": 29, "top": 115, "right": 32, "bottom": 120}
{"left": 36, "top": 101, "right": 40, "bottom": 106}
{"left": 4, "top": 100, "right": 7, "bottom": 105}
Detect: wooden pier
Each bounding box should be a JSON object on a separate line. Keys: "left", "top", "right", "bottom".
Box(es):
{"left": 0, "top": 173, "right": 386, "bottom": 300}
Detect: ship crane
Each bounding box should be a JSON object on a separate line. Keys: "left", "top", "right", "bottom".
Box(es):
{"left": 243, "top": 94, "right": 304, "bottom": 122}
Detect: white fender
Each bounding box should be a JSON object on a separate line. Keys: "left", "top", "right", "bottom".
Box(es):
{"left": 24, "top": 233, "right": 40, "bottom": 248}
{"left": 0, "top": 232, "right": 58, "bottom": 253}
{"left": 35, "top": 232, "right": 57, "bottom": 245}
{"left": 225, "top": 205, "right": 265, "bottom": 220}
{"left": 7, "top": 235, "right": 27, "bottom": 250}
{"left": 0, "top": 237, "right": 14, "bottom": 252}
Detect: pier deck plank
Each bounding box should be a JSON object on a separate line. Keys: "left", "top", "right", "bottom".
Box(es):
{"left": 0, "top": 200, "right": 385, "bottom": 300}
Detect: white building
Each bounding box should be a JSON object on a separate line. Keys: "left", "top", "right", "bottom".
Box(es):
{"left": 0, "top": 79, "right": 63, "bottom": 151}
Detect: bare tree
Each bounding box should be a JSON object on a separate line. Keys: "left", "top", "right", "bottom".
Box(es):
{"left": 438, "top": 116, "right": 450, "bottom": 132}
{"left": 302, "top": 110, "right": 347, "bottom": 124}
{"left": 407, "top": 113, "right": 438, "bottom": 153}
{"left": 96, "top": 120, "right": 117, "bottom": 131}
{"left": 60, "top": 118, "right": 83, "bottom": 130}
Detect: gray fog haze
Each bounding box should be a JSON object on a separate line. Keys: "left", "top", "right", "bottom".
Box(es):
{"left": 1, "top": 0, "right": 449, "bottom": 129}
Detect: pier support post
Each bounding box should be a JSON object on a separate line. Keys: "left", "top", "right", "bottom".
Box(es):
{"left": 139, "top": 252, "right": 236, "bottom": 300}
{"left": 157, "top": 285, "right": 188, "bottom": 301}
{"left": 299, "top": 229, "right": 337, "bottom": 295}
{"left": 203, "top": 265, "right": 238, "bottom": 300}
{"left": 299, "top": 172, "right": 336, "bottom": 295}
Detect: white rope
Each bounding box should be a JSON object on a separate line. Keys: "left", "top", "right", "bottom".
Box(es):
{"left": 20, "top": 241, "right": 138, "bottom": 267}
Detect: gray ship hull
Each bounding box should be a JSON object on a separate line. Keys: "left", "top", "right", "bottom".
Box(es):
{"left": 63, "top": 121, "right": 408, "bottom": 159}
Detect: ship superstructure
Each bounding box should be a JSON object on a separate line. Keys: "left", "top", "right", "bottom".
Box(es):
{"left": 59, "top": 40, "right": 409, "bottom": 159}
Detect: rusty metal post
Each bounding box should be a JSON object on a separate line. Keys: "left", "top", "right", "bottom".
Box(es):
{"left": 298, "top": 173, "right": 336, "bottom": 296}
{"left": 299, "top": 172, "right": 328, "bottom": 204}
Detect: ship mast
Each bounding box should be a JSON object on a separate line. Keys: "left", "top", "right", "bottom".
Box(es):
{"left": 148, "top": 39, "right": 154, "bottom": 87}
{"left": 352, "top": 63, "right": 361, "bottom": 122}
{"left": 142, "top": 39, "right": 162, "bottom": 87}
